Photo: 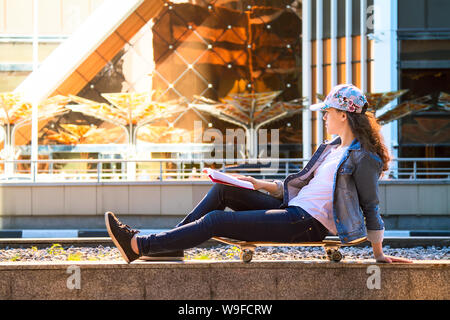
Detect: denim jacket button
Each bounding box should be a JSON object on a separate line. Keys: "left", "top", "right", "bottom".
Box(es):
{"left": 336, "top": 219, "right": 340, "bottom": 223}
{"left": 344, "top": 237, "right": 348, "bottom": 241}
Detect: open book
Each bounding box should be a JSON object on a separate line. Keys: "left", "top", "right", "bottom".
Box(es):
{"left": 202, "top": 168, "right": 255, "bottom": 190}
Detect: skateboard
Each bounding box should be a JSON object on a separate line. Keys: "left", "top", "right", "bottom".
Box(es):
{"left": 212, "top": 236, "right": 368, "bottom": 263}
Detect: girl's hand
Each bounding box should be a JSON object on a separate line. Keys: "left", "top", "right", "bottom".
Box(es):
{"left": 375, "top": 254, "right": 413, "bottom": 264}
{"left": 229, "top": 173, "right": 247, "bottom": 180}
{"left": 231, "top": 174, "right": 263, "bottom": 190}
{"left": 371, "top": 242, "right": 413, "bottom": 264}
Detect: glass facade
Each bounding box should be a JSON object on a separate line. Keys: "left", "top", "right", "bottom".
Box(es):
{"left": 397, "top": 0, "right": 450, "bottom": 178}
{"left": 0, "top": 0, "right": 106, "bottom": 178}
{"left": 77, "top": 1, "right": 304, "bottom": 157}
{"left": 2, "top": 0, "right": 449, "bottom": 180}
{"left": 0, "top": 0, "right": 304, "bottom": 179}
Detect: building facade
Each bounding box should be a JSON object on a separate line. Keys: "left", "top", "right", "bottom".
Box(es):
{"left": 1, "top": 0, "right": 449, "bottom": 180}
{"left": 0, "top": 0, "right": 104, "bottom": 91}
{"left": 302, "top": 0, "right": 450, "bottom": 176}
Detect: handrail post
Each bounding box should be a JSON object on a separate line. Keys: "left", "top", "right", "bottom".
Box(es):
{"left": 285, "top": 161, "right": 289, "bottom": 177}
{"left": 160, "top": 161, "right": 163, "bottom": 181}
{"left": 97, "top": 161, "right": 101, "bottom": 183}
{"left": 32, "top": 160, "right": 36, "bottom": 183}
{"left": 413, "top": 161, "right": 417, "bottom": 180}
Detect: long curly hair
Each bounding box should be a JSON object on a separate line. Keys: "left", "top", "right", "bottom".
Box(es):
{"left": 342, "top": 104, "right": 392, "bottom": 177}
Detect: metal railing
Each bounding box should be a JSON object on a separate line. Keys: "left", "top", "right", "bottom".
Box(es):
{"left": 0, "top": 158, "right": 449, "bottom": 183}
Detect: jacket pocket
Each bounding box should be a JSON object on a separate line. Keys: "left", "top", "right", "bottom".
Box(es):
{"left": 338, "top": 164, "right": 355, "bottom": 175}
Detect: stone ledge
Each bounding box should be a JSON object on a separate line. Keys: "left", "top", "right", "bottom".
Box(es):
{"left": 1, "top": 236, "right": 449, "bottom": 248}
{"left": 0, "top": 260, "right": 448, "bottom": 300}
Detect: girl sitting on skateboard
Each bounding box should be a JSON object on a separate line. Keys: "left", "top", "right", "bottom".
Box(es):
{"left": 105, "top": 84, "right": 412, "bottom": 264}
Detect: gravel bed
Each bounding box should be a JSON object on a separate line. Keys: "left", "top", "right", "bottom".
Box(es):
{"left": 0, "top": 244, "right": 448, "bottom": 262}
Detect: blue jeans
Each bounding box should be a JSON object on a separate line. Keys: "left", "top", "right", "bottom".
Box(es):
{"left": 136, "top": 183, "right": 329, "bottom": 255}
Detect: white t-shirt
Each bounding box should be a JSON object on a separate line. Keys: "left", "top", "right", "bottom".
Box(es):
{"left": 288, "top": 145, "right": 349, "bottom": 235}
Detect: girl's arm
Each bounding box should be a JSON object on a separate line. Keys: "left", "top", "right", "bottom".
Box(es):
{"left": 353, "top": 153, "right": 412, "bottom": 263}
{"left": 233, "top": 175, "right": 279, "bottom": 193}
{"left": 372, "top": 242, "right": 413, "bottom": 263}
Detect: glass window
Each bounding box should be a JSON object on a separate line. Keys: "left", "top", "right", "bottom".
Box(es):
{"left": 399, "top": 68, "right": 450, "bottom": 178}
{"left": 400, "top": 40, "right": 450, "bottom": 61}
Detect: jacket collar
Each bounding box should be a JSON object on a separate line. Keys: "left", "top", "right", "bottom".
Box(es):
{"left": 325, "top": 135, "right": 361, "bottom": 150}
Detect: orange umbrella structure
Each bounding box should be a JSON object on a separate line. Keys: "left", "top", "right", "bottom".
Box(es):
{"left": 377, "top": 95, "right": 434, "bottom": 125}
{"left": 68, "top": 95, "right": 126, "bottom": 126}
{"left": 364, "top": 90, "right": 409, "bottom": 112}
{"left": 0, "top": 93, "right": 69, "bottom": 166}
{"left": 137, "top": 125, "right": 194, "bottom": 144}
{"left": 438, "top": 92, "right": 450, "bottom": 111}
{"left": 68, "top": 93, "right": 190, "bottom": 145}
{"left": 397, "top": 92, "right": 450, "bottom": 154}
{"left": 46, "top": 124, "right": 126, "bottom": 145}
{"left": 190, "top": 91, "right": 306, "bottom": 157}
{"left": 67, "top": 93, "right": 191, "bottom": 179}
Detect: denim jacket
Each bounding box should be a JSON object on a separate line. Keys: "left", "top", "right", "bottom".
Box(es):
{"left": 271, "top": 136, "right": 385, "bottom": 244}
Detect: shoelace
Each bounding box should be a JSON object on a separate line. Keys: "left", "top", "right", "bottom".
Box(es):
{"left": 116, "top": 219, "right": 140, "bottom": 236}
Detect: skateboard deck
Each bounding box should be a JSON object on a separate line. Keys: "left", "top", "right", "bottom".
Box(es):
{"left": 212, "top": 236, "right": 368, "bottom": 262}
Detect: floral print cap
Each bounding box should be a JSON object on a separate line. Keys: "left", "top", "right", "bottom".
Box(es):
{"left": 310, "top": 84, "right": 368, "bottom": 113}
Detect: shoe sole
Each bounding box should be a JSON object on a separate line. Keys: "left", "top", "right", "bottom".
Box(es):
{"left": 138, "top": 256, "right": 184, "bottom": 261}
{"left": 104, "top": 212, "right": 131, "bottom": 264}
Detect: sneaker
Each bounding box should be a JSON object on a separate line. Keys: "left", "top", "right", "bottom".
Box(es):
{"left": 104, "top": 211, "right": 140, "bottom": 263}
{"left": 139, "top": 250, "right": 185, "bottom": 261}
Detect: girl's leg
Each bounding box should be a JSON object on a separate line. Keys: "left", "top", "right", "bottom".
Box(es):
{"left": 136, "top": 206, "right": 328, "bottom": 255}
{"left": 175, "top": 183, "right": 283, "bottom": 227}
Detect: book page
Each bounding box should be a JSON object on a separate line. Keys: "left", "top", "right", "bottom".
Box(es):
{"left": 202, "top": 168, "right": 255, "bottom": 190}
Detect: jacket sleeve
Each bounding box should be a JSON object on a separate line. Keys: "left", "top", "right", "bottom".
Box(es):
{"left": 269, "top": 179, "right": 284, "bottom": 200}
{"left": 353, "top": 153, "right": 385, "bottom": 243}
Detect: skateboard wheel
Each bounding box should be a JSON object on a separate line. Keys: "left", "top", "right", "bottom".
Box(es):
{"left": 325, "top": 248, "right": 343, "bottom": 262}
{"left": 241, "top": 249, "right": 253, "bottom": 263}
{"left": 331, "top": 250, "right": 343, "bottom": 262}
